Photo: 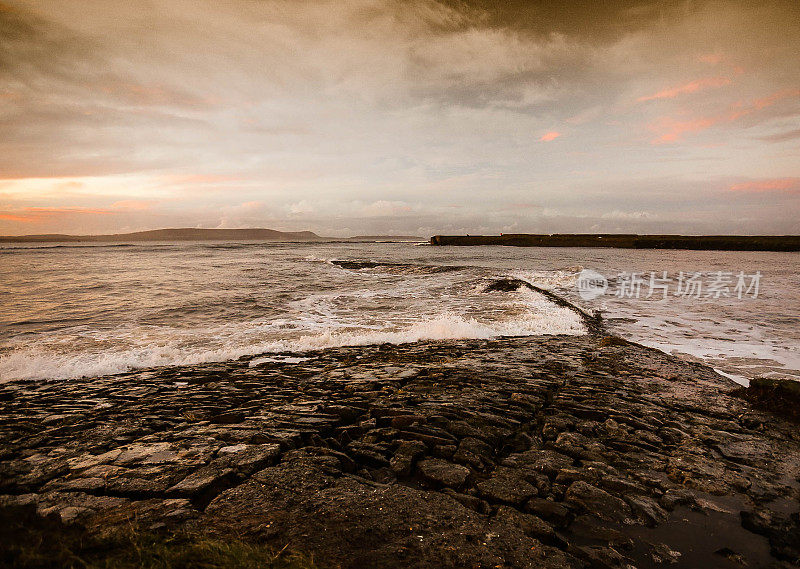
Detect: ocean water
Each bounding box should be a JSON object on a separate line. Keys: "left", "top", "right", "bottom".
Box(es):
{"left": 1, "top": 241, "right": 797, "bottom": 385}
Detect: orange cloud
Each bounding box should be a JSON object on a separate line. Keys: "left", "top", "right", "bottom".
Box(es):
{"left": 729, "top": 178, "right": 800, "bottom": 193}
{"left": 649, "top": 88, "right": 800, "bottom": 144}
{"left": 0, "top": 207, "right": 117, "bottom": 223}
{"left": 637, "top": 77, "right": 731, "bottom": 102}
{"left": 23, "top": 207, "right": 115, "bottom": 215}
{"left": 0, "top": 213, "right": 36, "bottom": 222}
{"left": 539, "top": 131, "right": 561, "bottom": 142}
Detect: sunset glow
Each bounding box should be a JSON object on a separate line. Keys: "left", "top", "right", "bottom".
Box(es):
{"left": 1, "top": 0, "right": 798, "bottom": 235}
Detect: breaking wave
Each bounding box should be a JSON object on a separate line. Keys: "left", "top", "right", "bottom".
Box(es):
{"left": 0, "top": 283, "right": 584, "bottom": 382}
{"left": 0, "top": 309, "right": 583, "bottom": 382}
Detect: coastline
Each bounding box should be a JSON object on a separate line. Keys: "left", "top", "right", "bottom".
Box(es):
{"left": 2, "top": 335, "right": 798, "bottom": 568}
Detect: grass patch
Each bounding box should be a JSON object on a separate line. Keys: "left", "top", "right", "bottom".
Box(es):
{"left": 0, "top": 507, "right": 317, "bottom": 569}
{"left": 732, "top": 377, "right": 800, "bottom": 424}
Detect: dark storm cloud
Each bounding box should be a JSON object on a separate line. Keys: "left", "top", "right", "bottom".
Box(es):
{"left": 445, "top": 0, "right": 685, "bottom": 41}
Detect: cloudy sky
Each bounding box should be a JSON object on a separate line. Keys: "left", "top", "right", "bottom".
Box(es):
{"left": 1, "top": 0, "right": 798, "bottom": 236}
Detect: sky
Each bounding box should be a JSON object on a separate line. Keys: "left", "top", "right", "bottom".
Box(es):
{"left": 0, "top": 0, "right": 798, "bottom": 236}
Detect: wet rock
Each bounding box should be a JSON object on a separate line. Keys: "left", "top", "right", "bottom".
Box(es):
{"left": 442, "top": 488, "right": 490, "bottom": 514}
{"left": 432, "top": 444, "right": 456, "bottom": 459}
{"left": 215, "top": 443, "right": 281, "bottom": 475}
{"left": 389, "top": 440, "right": 427, "bottom": 476}
{"left": 453, "top": 436, "right": 493, "bottom": 469}
{"left": 484, "top": 278, "right": 527, "bottom": 292}
{"left": 564, "top": 481, "right": 631, "bottom": 523}
{"left": 370, "top": 467, "right": 397, "bottom": 484}
{"left": 542, "top": 415, "right": 576, "bottom": 440}
{"left": 741, "top": 509, "right": 800, "bottom": 563}
{"left": 167, "top": 466, "right": 238, "bottom": 506}
{"left": 47, "top": 476, "right": 106, "bottom": 493}
{"left": 553, "top": 431, "right": 607, "bottom": 461}
{"left": 555, "top": 467, "right": 589, "bottom": 485}
{"left": 347, "top": 441, "right": 391, "bottom": 468}
{"left": 494, "top": 505, "right": 562, "bottom": 546}
{"left": 524, "top": 497, "right": 572, "bottom": 528}
{"left": 417, "top": 458, "right": 469, "bottom": 488}
{"left": 390, "top": 415, "right": 424, "bottom": 429}
{"left": 445, "top": 420, "right": 485, "bottom": 440}
{"left": 210, "top": 411, "right": 246, "bottom": 425}
{"left": 476, "top": 467, "right": 537, "bottom": 505}
{"left": 650, "top": 542, "right": 682, "bottom": 564}
{"left": 658, "top": 488, "right": 695, "bottom": 511}
{"left": 1, "top": 334, "right": 798, "bottom": 569}
{"left": 321, "top": 405, "right": 362, "bottom": 423}
{"left": 503, "top": 449, "right": 574, "bottom": 478}
{"left": 598, "top": 475, "right": 648, "bottom": 496}
{"left": 659, "top": 426, "right": 689, "bottom": 445}
{"left": 571, "top": 544, "right": 627, "bottom": 568}
{"left": 57, "top": 505, "right": 92, "bottom": 524}
{"left": 568, "top": 515, "right": 633, "bottom": 550}
{"left": 218, "top": 444, "right": 248, "bottom": 454}
{"left": 625, "top": 494, "right": 668, "bottom": 527}
{"left": 714, "top": 547, "right": 748, "bottom": 566}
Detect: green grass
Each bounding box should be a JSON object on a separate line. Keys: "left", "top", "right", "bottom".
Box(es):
{"left": 732, "top": 377, "right": 800, "bottom": 424}
{"left": 0, "top": 509, "right": 318, "bottom": 569}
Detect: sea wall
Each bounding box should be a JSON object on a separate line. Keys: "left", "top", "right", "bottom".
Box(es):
{"left": 430, "top": 234, "right": 800, "bottom": 251}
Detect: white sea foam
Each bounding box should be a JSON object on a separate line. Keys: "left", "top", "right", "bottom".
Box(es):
{"left": 713, "top": 368, "right": 749, "bottom": 387}
{"left": 510, "top": 268, "right": 583, "bottom": 289}
{"left": 249, "top": 356, "right": 312, "bottom": 366}
{"left": 0, "top": 288, "right": 584, "bottom": 382}
{"left": 4, "top": 244, "right": 797, "bottom": 385}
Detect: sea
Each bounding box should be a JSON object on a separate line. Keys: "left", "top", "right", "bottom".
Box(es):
{"left": 1, "top": 241, "right": 798, "bottom": 386}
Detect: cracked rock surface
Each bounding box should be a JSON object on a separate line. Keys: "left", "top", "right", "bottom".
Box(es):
{"left": 1, "top": 336, "right": 798, "bottom": 568}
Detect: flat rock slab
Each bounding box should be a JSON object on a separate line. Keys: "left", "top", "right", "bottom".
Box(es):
{"left": 1, "top": 335, "right": 799, "bottom": 569}
{"left": 417, "top": 458, "right": 470, "bottom": 488}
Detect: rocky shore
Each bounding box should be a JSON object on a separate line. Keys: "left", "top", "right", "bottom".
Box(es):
{"left": 1, "top": 335, "right": 799, "bottom": 568}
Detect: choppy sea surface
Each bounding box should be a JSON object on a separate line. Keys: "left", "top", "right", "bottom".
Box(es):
{"left": 1, "top": 241, "right": 798, "bottom": 385}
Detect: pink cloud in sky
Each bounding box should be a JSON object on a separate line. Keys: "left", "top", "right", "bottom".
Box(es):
{"left": 637, "top": 76, "right": 731, "bottom": 102}
{"left": 539, "top": 131, "right": 561, "bottom": 142}
{"left": 649, "top": 88, "right": 800, "bottom": 144}
{"left": 729, "top": 178, "right": 800, "bottom": 193}
{"left": 698, "top": 53, "right": 724, "bottom": 65}
{"left": 648, "top": 116, "right": 718, "bottom": 143}
{"left": 743, "top": 88, "right": 800, "bottom": 112}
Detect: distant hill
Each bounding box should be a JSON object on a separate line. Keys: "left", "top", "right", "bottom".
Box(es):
{"left": 0, "top": 228, "right": 323, "bottom": 243}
